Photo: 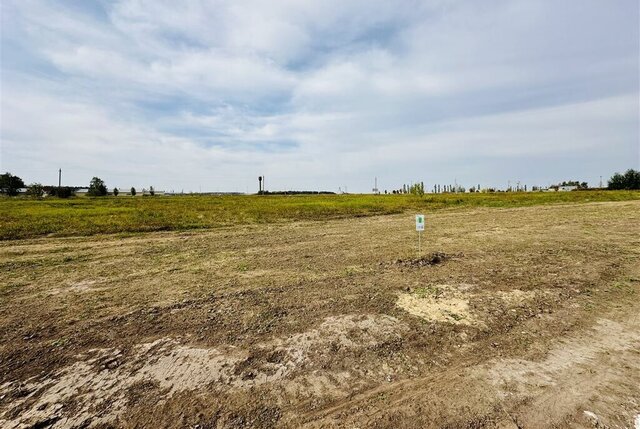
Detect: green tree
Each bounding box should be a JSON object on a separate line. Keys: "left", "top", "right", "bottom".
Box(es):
{"left": 49, "top": 187, "right": 74, "bottom": 198}
{"left": 608, "top": 173, "right": 624, "bottom": 189}
{"left": 27, "top": 183, "right": 44, "bottom": 198}
{"left": 113, "top": 187, "right": 119, "bottom": 196}
{"left": 608, "top": 169, "right": 640, "bottom": 190}
{"left": 409, "top": 183, "right": 424, "bottom": 196}
{"left": 131, "top": 187, "right": 136, "bottom": 196}
{"left": 623, "top": 169, "right": 640, "bottom": 189}
{"left": 0, "top": 172, "right": 26, "bottom": 196}
{"left": 88, "top": 177, "right": 107, "bottom": 196}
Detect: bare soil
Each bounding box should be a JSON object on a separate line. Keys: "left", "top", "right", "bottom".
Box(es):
{"left": 1, "top": 201, "right": 639, "bottom": 428}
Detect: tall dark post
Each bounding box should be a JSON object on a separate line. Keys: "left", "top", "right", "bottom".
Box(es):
{"left": 258, "top": 176, "right": 263, "bottom": 194}
{"left": 58, "top": 168, "right": 61, "bottom": 188}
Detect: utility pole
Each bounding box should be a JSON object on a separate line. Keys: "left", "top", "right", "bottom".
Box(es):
{"left": 58, "top": 168, "right": 62, "bottom": 188}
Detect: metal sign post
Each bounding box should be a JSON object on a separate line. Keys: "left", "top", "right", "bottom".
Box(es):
{"left": 415, "top": 214, "right": 425, "bottom": 255}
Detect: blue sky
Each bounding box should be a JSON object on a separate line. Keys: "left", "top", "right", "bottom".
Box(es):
{"left": 1, "top": 0, "right": 638, "bottom": 192}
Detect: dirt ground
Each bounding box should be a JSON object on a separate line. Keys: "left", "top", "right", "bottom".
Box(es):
{"left": 1, "top": 201, "right": 639, "bottom": 428}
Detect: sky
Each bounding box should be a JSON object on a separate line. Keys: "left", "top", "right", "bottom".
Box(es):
{"left": 1, "top": 0, "right": 639, "bottom": 193}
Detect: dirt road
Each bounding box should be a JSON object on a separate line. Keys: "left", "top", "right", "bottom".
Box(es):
{"left": 1, "top": 201, "right": 639, "bottom": 428}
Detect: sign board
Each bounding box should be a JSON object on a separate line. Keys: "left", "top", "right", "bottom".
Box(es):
{"left": 415, "top": 214, "right": 425, "bottom": 231}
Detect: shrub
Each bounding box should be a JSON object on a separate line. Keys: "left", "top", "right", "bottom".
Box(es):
{"left": 88, "top": 177, "right": 107, "bottom": 196}
{"left": 0, "top": 172, "right": 25, "bottom": 196}
{"left": 27, "top": 183, "right": 44, "bottom": 198}
{"left": 49, "top": 187, "right": 75, "bottom": 198}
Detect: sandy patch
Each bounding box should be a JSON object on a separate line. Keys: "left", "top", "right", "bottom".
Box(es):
{"left": 497, "top": 289, "right": 537, "bottom": 305}
{"left": 397, "top": 285, "right": 540, "bottom": 326}
{"left": 0, "top": 314, "right": 407, "bottom": 429}
{"left": 482, "top": 319, "right": 637, "bottom": 390}
{"left": 397, "top": 285, "right": 477, "bottom": 325}
{"left": 48, "top": 279, "right": 106, "bottom": 296}
{"left": 475, "top": 318, "right": 640, "bottom": 428}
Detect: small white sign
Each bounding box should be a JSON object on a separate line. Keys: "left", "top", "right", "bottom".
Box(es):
{"left": 415, "top": 214, "right": 425, "bottom": 231}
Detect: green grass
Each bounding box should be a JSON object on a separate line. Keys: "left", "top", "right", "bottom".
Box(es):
{"left": 1, "top": 191, "right": 638, "bottom": 240}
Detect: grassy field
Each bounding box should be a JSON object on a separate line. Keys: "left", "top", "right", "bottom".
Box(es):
{"left": 1, "top": 200, "right": 639, "bottom": 427}
{"left": 1, "top": 190, "right": 639, "bottom": 240}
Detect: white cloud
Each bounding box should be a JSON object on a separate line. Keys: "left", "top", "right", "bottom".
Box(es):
{"left": 1, "top": 0, "right": 638, "bottom": 191}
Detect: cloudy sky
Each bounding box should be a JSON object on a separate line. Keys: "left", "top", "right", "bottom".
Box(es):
{"left": 1, "top": 0, "right": 638, "bottom": 192}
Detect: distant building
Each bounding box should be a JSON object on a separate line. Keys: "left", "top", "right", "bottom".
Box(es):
{"left": 558, "top": 185, "right": 577, "bottom": 192}
{"left": 141, "top": 188, "right": 165, "bottom": 196}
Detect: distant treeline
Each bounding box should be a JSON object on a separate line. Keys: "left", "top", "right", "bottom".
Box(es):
{"left": 260, "top": 191, "right": 336, "bottom": 195}
{"left": 2, "top": 169, "right": 639, "bottom": 198}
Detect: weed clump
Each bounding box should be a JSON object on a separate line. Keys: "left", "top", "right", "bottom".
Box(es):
{"left": 393, "top": 252, "right": 455, "bottom": 267}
